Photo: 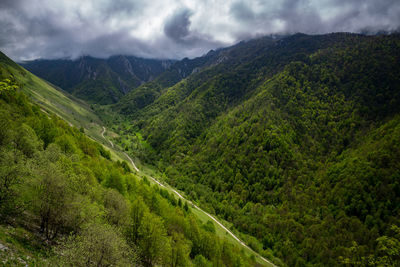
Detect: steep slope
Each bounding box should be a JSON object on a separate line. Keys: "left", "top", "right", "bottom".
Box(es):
{"left": 21, "top": 55, "right": 175, "bottom": 104}
{"left": 0, "top": 53, "right": 266, "bottom": 266}
{"left": 116, "top": 36, "right": 280, "bottom": 115}
{"left": 0, "top": 51, "right": 109, "bottom": 144}
{"left": 111, "top": 33, "right": 400, "bottom": 266}
{"left": 125, "top": 33, "right": 371, "bottom": 157}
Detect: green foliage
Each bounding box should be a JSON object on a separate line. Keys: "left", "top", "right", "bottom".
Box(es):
{"left": 128, "top": 196, "right": 149, "bottom": 244}
{"left": 374, "top": 225, "right": 400, "bottom": 266}
{"left": 111, "top": 33, "right": 400, "bottom": 266}
{"left": 15, "top": 123, "right": 43, "bottom": 157}
{"left": 0, "top": 149, "right": 27, "bottom": 219}
{"left": 138, "top": 212, "right": 171, "bottom": 266}
{"left": 102, "top": 168, "right": 127, "bottom": 194}
{"left": 0, "top": 56, "right": 256, "bottom": 266}
{"left": 22, "top": 56, "right": 174, "bottom": 104}
{"left": 55, "top": 223, "right": 137, "bottom": 267}
{"left": 170, "top": 232, "right": 192, "bottom": 267}
{"left": 0, "top": 78, "right": 18, "bottom": 93}
{"left": 103, "top": 188, "right": 129, "bottom": 227}
{"left": 6, "top": 32, "right": 400, "bottom": 266}
{"left": 30, "top": 148, "right": 74, "bottom": 240}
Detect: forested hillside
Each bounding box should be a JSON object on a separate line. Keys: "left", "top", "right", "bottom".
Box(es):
{"left": 111, "top": 33, "right": 400, "bottom": 266}
{"left": 6, "top": 32, "right": 400, "bottom": 266}
{"left": 0, "top": 60, "right": 260, "bottom": 266}
{"left": 21, "top": 56, "right": 175, "bottom": 104}
{"left": 115, "top": 36, "right": 278, "bottom": 115}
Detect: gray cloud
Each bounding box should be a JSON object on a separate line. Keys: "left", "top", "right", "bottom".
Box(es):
{"left": 230, "top": 2, "right": 255, "bottom": 21}
{"left": 0, "top": 0, "right": 399, "bottom": 61}
{"left": 229, "top": 0, "right": 400, "bottom": 35}
{"left": 164, "top": 8, "right": 192, "bottom": 42}
{"left": 0, "top": 0, "right": 23, "bottom": 9}
{"left": 163, "top": 7, "right": 224, "bottom": 52}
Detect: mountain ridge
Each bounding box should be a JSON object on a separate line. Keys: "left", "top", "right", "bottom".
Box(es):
{"left": 8, "top": 32, "right": 400, "bottom": 266}
{"left": 1, "top": 50, "right": 271, "bottom": 266}
{"left": 21, "top": 55, "right": 176, "bottom": 104}
{"left": 107, "top": 32, "right": 400, "bottom": 266}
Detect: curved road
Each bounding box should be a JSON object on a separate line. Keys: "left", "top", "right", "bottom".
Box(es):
{"left": 123, "top": 151, "right": 139, "bottom": 172}
{"left": 101, "top": 127, "right": 276, "bottom": 266}
{"left": 101, "top": 126, "right": 114, "bottom": 148}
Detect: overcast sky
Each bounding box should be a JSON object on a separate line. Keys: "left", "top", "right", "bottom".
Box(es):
{"left": 1, "top": 0, "right": 399, "bottom": 61}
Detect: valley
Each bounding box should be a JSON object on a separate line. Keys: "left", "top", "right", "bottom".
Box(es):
{"left": 100, "top": 124, "right": 275, "bottom": 266}
{"left": 92, "top": 33, "right": 400, "bottom": 266}
{"left": 1, "top": 51, "right": 270, "bottom": 266}
{"left": 1, "top": 31, "right": 400, "bottom": 266}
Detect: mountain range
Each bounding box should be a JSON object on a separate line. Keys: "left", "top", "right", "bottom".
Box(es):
{"left": 2, "top": 32, "right": 400, "bottom": 266}
{"left": 21, "top": 55, "right": 176, "bottom": 104}
{"left": 112, "top": 32, "right": 400, "bottom": 266}
{"left": 0, "top": 50, "right": 266, "bottom": 266}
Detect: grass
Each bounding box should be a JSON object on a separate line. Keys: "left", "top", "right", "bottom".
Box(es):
{"left": 0, "top": 224, "right": 49, "bottom": 266}
{"left": 0, "top": 56, "right": 104, "bottom": 146}
{"left": 1, "top": 60, "right": 127, "bottom": 163}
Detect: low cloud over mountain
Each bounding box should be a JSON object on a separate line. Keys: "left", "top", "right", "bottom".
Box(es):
{"left": 0, "top": 0, "right": 399, "bottom": 61}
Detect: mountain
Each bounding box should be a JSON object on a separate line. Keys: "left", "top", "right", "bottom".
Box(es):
{"left": 109, "top": 33, "right": 400, "bottom": 266}
{"left": 116, "top": 36, "right": 278, "bottom": 115}
{"left": 0, "top": 52, "right": 265, "bottom": 266}
{"left": 0, "top": 51, "right": 112, "bottom": 146}
{"left": 7, "top": 32, "right": 400, "bottom": 266}
{"left": 21, "top": 55, "right": 175, "bottom": 104}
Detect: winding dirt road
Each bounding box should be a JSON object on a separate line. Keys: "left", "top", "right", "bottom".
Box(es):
{"left": 122, "top": 151, "right": 139, "bottom": 172}
{"left": 101, "top": 126, "right": 114, "bottom": 148}
{"left": 101, "top": 127, "right": 276, "bottom": 266}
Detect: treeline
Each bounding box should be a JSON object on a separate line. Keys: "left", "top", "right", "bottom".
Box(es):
{"left": 0, "top": 79, "right": 259, "bottom": 266}
{"left": 113, "top": 34, "right": 400, "bottom": 265}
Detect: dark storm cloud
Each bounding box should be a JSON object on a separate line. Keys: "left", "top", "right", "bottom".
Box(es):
{"left": 0, "top": 0, "right": 23, "bottom": 9}
{"left": 164, "top": 8, "right": 192, "bottom": 42}
{"left": 0, "top": 0, "right": 399, "bottom": 61}
{"left": 163, "top": 7, "right": 224, "bottom": 51}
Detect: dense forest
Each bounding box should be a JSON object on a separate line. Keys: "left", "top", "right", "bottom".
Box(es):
{"left": 0, "top": 77, "right": 260, "bottom": 266}
{"left": 107, "top": 33, "right": 400, "bottom": 266}
{"left": 2, "top": 32, "right": 400, "bottom": 266}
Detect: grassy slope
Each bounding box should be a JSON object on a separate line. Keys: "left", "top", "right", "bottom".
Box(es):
{"left": 1, "top": 52, "right": 127, "bottom": 162}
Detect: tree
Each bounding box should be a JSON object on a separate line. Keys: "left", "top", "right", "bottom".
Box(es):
{"left": 103, "top": 188, "right": 129, "bottom": 227}
{"left": 374, "top": 225, "right": 400, "bottom": 266}
{"left": 56, "top": 223, "right": 137, "bottom": 267}
{"left": 54, "top": 134, "right": 78, "bottom": 154}
{"left": 30, "top": 151, "right": 73, "bottom": 240}
{"left": 15, "top": 123, "right": 42, "bottom": 157}
{"left": 103, "top": 168, "right": 126, "bottom": 194}
{"left": 0, "top": 149, "right": 26, "bottom": 219}
{"left": 193, "top": 254, "right": 212, "bottom": 267}
{"left": 0, "top": 110, "right": 11, "bottom": 146}
{"left": 170, "top": 232, "right": 191, "bottom": 267}
{"left": 184, "top": 201, "right": 189, "bottom": 212}
{"left": 128, "top": 196, "right": 149, "bottom": 244}
{"left": 138, "top": 212, "right": 171, "bottom": 266}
